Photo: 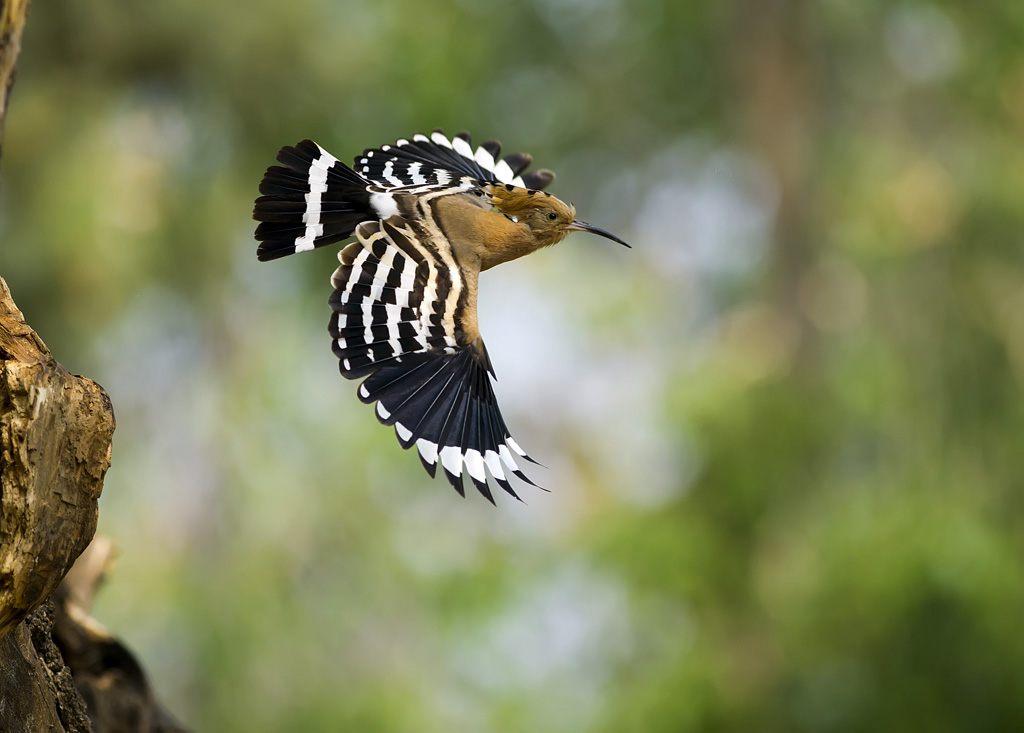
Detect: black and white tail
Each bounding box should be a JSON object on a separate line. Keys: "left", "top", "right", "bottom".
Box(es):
{"left": 253, "top": 140, "right": 372, "bottom": 262}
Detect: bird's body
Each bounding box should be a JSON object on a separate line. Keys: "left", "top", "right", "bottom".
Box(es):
{"left": 253, "top": 130, "right": 627, "bottom": 502}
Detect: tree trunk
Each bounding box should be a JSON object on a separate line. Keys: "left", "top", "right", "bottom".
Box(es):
{"left": 0, "top": 2, "right": 188, "bottom": 730}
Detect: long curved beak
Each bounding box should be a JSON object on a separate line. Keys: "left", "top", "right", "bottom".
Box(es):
{"left": 568, "top": 220, "right": 631, "bottom": 248}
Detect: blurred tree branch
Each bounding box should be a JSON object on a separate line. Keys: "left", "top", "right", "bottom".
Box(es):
{"left": 0, "top": 0, "right": 28, "bottom": 159}
{"left": 52, "top": 539, "right": 189, "bottom": 732}
{"left": 734, "top": 0, "right": 820, "bottom": 362}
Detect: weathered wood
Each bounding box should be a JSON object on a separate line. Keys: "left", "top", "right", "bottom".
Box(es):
{"left": 0, "top": 600, "right": 94, "bottom": 732}
{"left": 0, "top": 277, "right": 116, "bottom": 638}
{"left": 0, "top": 615, "right": 70, "bottom": 731}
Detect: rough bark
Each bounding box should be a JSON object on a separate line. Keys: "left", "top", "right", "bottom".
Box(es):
{"left": 0, "top": 282, "right": 192, "bottom": 731}
{"left": 0, "top": 278, "right": 117, "bottom": 730}
{"left": 0, "top": 277, "right": 116, "bottom": 637}
{"left": 0, "top": 271, "right": 193, "bottom": 732}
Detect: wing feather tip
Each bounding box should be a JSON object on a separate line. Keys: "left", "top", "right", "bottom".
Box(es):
{"left": 443, "top": 467, "right": 467, "bottom": 498}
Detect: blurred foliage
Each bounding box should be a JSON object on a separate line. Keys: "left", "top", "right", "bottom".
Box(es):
{"left": 3, "top": 0, "right": 1024, "bottom": 730}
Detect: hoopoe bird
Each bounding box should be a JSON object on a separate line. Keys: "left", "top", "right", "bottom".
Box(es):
{"left": 252, "top": 130, "right": 629, "bottom": 503}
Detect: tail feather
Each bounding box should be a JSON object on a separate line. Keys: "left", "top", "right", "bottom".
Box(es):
{"left": 253, "top": 140, "right": 372, "bottom": 262}
{"left": 255, "top": 197, "right": 368, "bottom": 222}
{"left": 258, "top": 165, "right": 316, "bottom": 195}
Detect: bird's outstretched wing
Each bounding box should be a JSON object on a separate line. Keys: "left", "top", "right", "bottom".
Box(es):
{"left": 356, "top": 129, "right": 556, "bottom": 193}
{"left": 330, "top": 215, "right": 539, "bottom": 502}
{"left": 253, "top": 132, "right": 549, "bottom": 263}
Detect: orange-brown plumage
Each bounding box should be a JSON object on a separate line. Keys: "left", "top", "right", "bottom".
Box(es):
{"left": 434, "top": 183, "right": 627, "bottom": 274}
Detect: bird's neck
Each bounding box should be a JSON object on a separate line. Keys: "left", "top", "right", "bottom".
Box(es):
{"left": 433, "top": 194, "right": 549, "bottom": 272}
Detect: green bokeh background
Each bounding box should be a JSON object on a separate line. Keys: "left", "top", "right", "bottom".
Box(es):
{"left": 4, "top": 1, "right": 1024, "bottom": 730}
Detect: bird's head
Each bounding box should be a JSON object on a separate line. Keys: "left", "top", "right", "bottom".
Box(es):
{"left": 488, "top": 184, "right": 630, "bottom": 249}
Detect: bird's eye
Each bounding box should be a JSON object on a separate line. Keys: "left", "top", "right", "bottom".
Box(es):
{"left": 548, "top": 212, "right": 557, "bottom": 220}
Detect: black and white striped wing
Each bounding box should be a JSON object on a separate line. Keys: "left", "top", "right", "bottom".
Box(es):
{"left": 355, "top": 130, "right": 556, "bottom": 193}
{"left": 330, "top": 217, "right": 538, "bottom": 502}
